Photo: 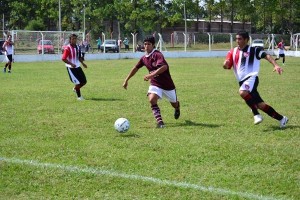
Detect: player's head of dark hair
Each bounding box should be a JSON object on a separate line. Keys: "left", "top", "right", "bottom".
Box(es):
{"left": 237, "top": 31, "right": 249, "bottom": 40}
{"left": 143, "top": 36, "right": 155, "bottom": 45}
{"left": 69, "top": 34, "right": 78, "bottom": 41}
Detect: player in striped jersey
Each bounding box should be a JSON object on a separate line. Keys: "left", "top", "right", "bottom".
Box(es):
{"left": 275, "top": 38, "right": 287, "bottom": 65}
{"left": 62, "top": 34, "right": 87, "bottom": 100}
{"left": 223, "top": 31, "right": 288, "bottom": 128}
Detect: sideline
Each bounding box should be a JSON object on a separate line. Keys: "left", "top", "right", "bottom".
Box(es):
{"left": 0, "top": 156, "right": 288, "bottom": 200}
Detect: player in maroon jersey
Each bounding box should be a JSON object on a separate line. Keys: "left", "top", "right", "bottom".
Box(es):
{"left": 3, "top": 35, "right": 14, "bottom": 73}
{"left": 123, "top": 36, "right": 180, "bottom": 128}
{"left": 223, "top": 31, "right": 288, "bottom": 128}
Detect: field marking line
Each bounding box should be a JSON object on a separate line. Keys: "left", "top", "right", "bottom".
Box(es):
{"left": 0, "top": 157, "right": 289, "bottom": 200}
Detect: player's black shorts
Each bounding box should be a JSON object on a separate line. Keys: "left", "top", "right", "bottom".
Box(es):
{"left": 67, "top": 67, "right": 87, "bottom": 85}
{"left": 239, "top": 76, "right": 264, "bottom": 104}
{"left": 278, "top": 54, "right": 285, "bottom": 57}
{"left": 6, "top": 54, "right": 13, "bottom": 62}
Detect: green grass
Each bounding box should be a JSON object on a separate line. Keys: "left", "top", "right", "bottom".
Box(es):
{"left": 0, "top": 57, "right": 299, "bottom": 200}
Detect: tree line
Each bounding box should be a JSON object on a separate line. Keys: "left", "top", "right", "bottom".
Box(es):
{"left": 1, "top": 0, "right": 300, "bottom": 39}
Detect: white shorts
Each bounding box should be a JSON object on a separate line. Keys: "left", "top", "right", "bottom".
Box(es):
{"left": 239, "top": 76, "right": 256, "bottom": 92}
{"left": 147, "top": 85, "right": 178, "bottom": 103}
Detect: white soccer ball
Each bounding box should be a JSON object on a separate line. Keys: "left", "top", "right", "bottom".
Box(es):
{"left": 114, "top": 118, "right": 130, "bottom": 133}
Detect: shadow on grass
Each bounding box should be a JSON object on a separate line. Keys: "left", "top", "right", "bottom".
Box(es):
{"left": 87, "top": 97, "right": 124, "bottom": 101}
{"left": 118, "top": 133, "right": 141, "bottom": 138}
{"left": 167, "top": 120, "right": 222, "bottom": 128}
{"left": 263, "top": 124, "right": 300, "bottom": 132}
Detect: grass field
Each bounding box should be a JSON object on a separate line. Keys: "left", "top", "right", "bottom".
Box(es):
{"left": 0, "top": 57, "right": 299, "bottom": 200}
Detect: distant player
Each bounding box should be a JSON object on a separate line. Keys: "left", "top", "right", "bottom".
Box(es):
{"left": 275, "top": 38, "right": 287, "bottom": 65}
{"left": 2, "top": 35, "right": 14, "bottom": 73}
{"left": 223, "top": 31, "right": 288, "bottom": 128}
{"left": 123, "top": 36, "right": 180, "bottom": 128}
{"left": 62, "top": 34, "right": 87, "bottom": 101}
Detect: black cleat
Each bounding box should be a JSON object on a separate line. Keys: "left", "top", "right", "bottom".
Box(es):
{"left": 174, "top": 101, "right": 180, "bottom": 119}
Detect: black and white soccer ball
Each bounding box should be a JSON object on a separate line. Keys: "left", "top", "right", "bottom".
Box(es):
{"left": 114, "top": 118, "right": 130, "bottom": 133}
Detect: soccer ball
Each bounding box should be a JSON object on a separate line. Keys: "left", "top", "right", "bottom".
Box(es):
{"left": 114, "top": 118, "right": 130, "bottom": 133}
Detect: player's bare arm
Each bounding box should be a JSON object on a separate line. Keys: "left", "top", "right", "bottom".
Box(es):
{"left": 144, "top": 65, "right": 168, "bottom": 81}
{"left": 62, "top": 59, "right": 76, "bottom": 68}
{"left": 123, "top": 67, "right": 139, "bottom": 89}
{"left": 80, "top": 59, "right": 87, "bottom": 68}
{"left": 264, "top": 54, "right": 283, "bottom": 75}
{"left": 223, "top": 60, "right": 231, "bottom": 69}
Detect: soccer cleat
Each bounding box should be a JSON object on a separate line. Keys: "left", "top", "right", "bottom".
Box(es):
{"left": 8, "top": 70, "right": 11, "bottom": 73}
{"left": 3, "top": 68, "right": 6, "bottom": 73}
{"left": 174, "top": 109, "right": 180, "bottom": 119}
{"left": 254, "top": 114, "right": 263, "bottom": 125}
{"left": 77, "top": 96, "right": 84, "bottom": 101}
{"left": 174, "top": 101, "right": 180, "bottom": 119}
{"left": 279, "top": 116, "right": 288, "bottom": 128}
{"left": 156, "top": 121, "right": 165, "bottom": 128}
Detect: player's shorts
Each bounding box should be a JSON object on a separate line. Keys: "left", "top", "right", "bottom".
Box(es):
{"left": 239, "top": 76, "right": 263, "bottom": 103}
{"left": 147, "top": 85, "right": 178, "bottom": 103}
{"left": 6, "top": 54, "right": 13, "bottom": 62}
{"left": 277, "top": 53, "right": 285, "bottom": 58}
{"left": 67, "top": 67, "right": 87, "bottom": 85}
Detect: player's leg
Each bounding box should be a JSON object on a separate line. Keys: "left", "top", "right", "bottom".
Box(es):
{"left": 282, "top": 54, "right": 285, "bottom": 64}
{"left": 67, "top": 67, "right": 86, "bottom": 100}
{"left": 148, "top": 86, "right": 164, "bottom": 127}
{"left": 239, "top": 76, "right": 262, "bottom": 124}
{"left": 163, "top": 89, "right": 180, "bottom": 119}
{"left": 257, "top": 101, "right": 288, "bottom": 128}
{"left": 7, "top": 55, "right": 13, "bottom": 73}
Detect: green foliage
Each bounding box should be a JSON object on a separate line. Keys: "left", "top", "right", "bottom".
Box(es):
{"left": 25, "top": 20, "right": 46, "bottom": 31}
{"left": 2, "top": 0, "right": 300, "bottom": 36}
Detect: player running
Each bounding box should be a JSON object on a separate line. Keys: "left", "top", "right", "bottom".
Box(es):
{"left": 123, "top": 36, "right": 180, "bottom": 128}
{"left": 62, "top": 34, "right": 87, "bottom": 100}
{"left": 223, "top": 31, "right": 288, "bottom": 128}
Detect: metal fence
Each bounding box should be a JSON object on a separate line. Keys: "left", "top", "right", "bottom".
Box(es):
{"left": 10, "top": 30, "right": 84, "bottom": 55}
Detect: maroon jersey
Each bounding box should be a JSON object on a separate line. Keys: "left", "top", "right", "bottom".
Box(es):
{"left": 135, "top": 50, "right": 175, "bottom": 90}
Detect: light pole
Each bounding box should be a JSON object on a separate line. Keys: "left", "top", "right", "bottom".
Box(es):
{"left": 184, "top": 1, "right": 187, "bottom": 52}
{"left": 59, "top": 0, "right": 61, "bottom": 32}
{"left": 83, "top": 4, "right": 86, "bottom": 41}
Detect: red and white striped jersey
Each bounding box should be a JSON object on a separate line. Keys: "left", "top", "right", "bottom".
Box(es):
{"left": 62, "top": 44, "right": 81, "bottom": 68}
{"left": 227, "top": 45, "right": 265, "bottom": 81}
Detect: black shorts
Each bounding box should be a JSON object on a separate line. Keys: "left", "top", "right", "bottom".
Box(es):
{"left": 278, "top": 54, "right": 285, "bottom": 58}
{"left": 67, "top": 67, "right": 87, "bottom": 85}
{"left": 239, "top": 76, "right": 264, "bottom": 104}
{"left": 6, "top": 54, "right": 13, "bottom": 62}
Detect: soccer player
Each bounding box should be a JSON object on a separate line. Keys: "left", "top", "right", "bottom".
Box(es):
{"left": 123, "top": 36, "right": 180, "bottom": 128}
{"left": 275, "top": 38, "right": 287, "bottom": 65}
{"left": 62, "top": 34, "right": 87, "bottom": 101}
{"left": 2, "top": 35, "right": 14, "bottom": 73}
{"left": 223, "top": 31, "right": 288, "bottom": 128}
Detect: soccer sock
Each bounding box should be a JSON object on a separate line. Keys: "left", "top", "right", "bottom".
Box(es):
{"left": 74, "top": 85, "right": 81, "bottom": 97}
{"left": 151, "top": 104, "right": 163, "bottom": 124}
{"left": 242, "top": 93, "right": 259, "bottom": 115}
{"left": 283, "top": 57, "right": 285, "bottom": 63}
{"left": 260, "top": 104, "right": 283, "bottom": 121}
{"left": 4, "top": 63, "right": 8, "bottom": 68}
{"left": 8, "top": 64, "right": 11, "bottom": 70}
